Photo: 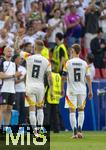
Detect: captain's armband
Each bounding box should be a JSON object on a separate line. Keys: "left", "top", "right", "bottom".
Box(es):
{"left": 62, "top": 71, "right": 67, "bottom": 77}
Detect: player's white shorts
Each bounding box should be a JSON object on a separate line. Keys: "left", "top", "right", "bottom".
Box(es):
{"left": 65, "top": 94, "right": 86, "bottom": 110}
{"left": 25, "top": 86, "right": 45, "bottom": 107}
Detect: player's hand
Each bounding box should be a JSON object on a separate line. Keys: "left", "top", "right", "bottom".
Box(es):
{"left": 15, "top": 72, "right": 22, "bottom": 78}
{"left": 50, "top": 91, "right": 54, "bottom": 100}
{"left": 100, "top": 44, "right": 105, "bottom": 49}
{"left": 61, "top": 89, "right": 65, "bottom": 97}
{"left": 88, "top": 90, "right": 93, "bottom": 99}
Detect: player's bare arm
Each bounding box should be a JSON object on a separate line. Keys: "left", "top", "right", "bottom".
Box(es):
{"left": 86, "top": 75, "right": 93, "bottom": 99}
{"left": 47, "top": 71, "right": 54, "bottom": 99}
{"left": 0, "top": 71, "right": 22, "bottom": 79}
{"left": 61, "top": 71, "right": 67, "bottom": 97}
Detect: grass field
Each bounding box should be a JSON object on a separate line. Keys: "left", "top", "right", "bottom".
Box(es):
{"left": 50, "top": 131, "right": 106, "bottom": 150}
{"left": 0, "top": 131, "right": 106, "bottom": 150}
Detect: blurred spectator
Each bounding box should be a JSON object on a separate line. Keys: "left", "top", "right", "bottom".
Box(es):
{"left": 90, "top": 27, "right": 106, "bottom": 68}
{"left": 31, "top": 19, "right": 47, "bottom": 41}
{"left": 27, "top": 1, "right": 40, "bottom": 20}
{"left": 64, "top": 5, "right": 82, "bottom": 49}
{"left": 86, "top": 53, "right": 95, "bottom": 80}
{"left": 84, "top": 4, "right": 100, "bottom": 51}
{"left": 0, "top": 1, "right": 14, "bottom": 20}
{"left": 0, "top": 28, "right": 14, "bottom": 48}
{"left": 99, "top": 2, "right": 106, "bottom": 41}
{"left": 14, "top": 27, "right": 25, "bottom": 50}
{"left": 48, "top": 8, "right": 64, "bottom": 49}
{"left": 75, "top": 0, "right": 85, "bottom": 26}
{"left": 15, "top": 0, "right": 25, "bottom": 14}
{"left": 0, "top": 11, "right": 5, "bottom": 30}
{"left": 38, "top": 1, "right": 47, "bottom": 23}
{"left": 23, "top": 26, "right": 35, "bottom": 47}
{"left": 50, "top": 1, "right": 61, "bottom": 17}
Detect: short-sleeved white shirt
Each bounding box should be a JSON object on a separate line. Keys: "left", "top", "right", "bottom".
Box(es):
{"left": 26, "top": 54, "right": 51, "bottom": 90}
{"left": 63, "top": 57, "right": 90, "bottom": 95}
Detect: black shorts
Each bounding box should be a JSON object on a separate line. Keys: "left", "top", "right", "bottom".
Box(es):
{"left": 0, "top": 92, "right": 16, "bottom": 105}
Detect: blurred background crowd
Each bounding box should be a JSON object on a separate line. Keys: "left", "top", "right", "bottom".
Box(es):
{"left": 0, "top": 0, "right": 106, "bottom": 68}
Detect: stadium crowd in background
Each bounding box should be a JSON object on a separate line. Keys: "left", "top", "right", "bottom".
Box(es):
{"left": 0, "top": 0, "right": 106, "bottom": 136}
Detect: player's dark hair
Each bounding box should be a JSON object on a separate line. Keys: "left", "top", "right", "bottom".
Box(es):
{"left": 87, "top": 53, "right": 94, "bottom": 63}
{"left": 24, "top": 42, "right": 32, "bottom": 47}
{"left": 71, "top": 44, "right": 81, "bottom": 54}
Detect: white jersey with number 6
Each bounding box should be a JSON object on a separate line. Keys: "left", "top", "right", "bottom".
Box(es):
{"left": 26, "top": 54, "right": 51, "bottom": 90}
{"left": 64, "top": 57, "right": 90, "bottom": 95}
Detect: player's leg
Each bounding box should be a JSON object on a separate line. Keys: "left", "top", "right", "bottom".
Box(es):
{"left": 0, "top": 105, "right": 3, "bottom": 132}
{"left": 0, "top": 94, "right": 3, "bottom": 129}
{"left": 2, "top": 93, "right": 13, "bottom": 126}
{"left": 0, "top": 88, "right": 3, "bottom": 130}
{"left": 66, "top": 95, "right": 77, "bottom": 138}
{"left": 36, "top": 87, "right": 45, "bottom": 128}
{"left": 29, "top": 105, "right": 36, "bottom": 129}
{"left": 37, "top": 107, "right": 44, "bottom": 127}
{"left": 3, "top": 105, "right": 12, "bottom": 126}
{"left": 77, "top": 95, "right": 86, "bottom": 138}
{"left": 27, "top": 93, "right": 37, "bottom": 129}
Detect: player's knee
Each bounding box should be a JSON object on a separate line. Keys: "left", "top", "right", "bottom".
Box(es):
{"left": 78, "top": 108, "right": 84, "bottom": 112}
{"left": 69, "top": 108, "right": 76, "bottom": 113}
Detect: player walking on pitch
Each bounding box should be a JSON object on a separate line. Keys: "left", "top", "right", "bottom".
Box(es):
{"left": 25, "top": 40, "right": 54, "bottom": 135}
{"left": 61, "top": 44, "right": 93, "bottom": 138}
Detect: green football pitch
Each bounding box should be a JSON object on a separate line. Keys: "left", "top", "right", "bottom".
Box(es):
{"left": 50, "top": 131, "right": 106, "bottom": 150}
{"left": 0, "top": 131, "right": 106, "bottom": 150}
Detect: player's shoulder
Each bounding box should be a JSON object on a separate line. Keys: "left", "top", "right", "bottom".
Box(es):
{"left": 27, "top": 54, "right": 36, "bottom": 60}
{"left": 40, "top": 55, "right": 49, "bottom": 63}
{"left": 80, "top": 59, "right": 87, "bottom": 66}
{"left": 72, "top": 57, "right": 87, "bottom": 65}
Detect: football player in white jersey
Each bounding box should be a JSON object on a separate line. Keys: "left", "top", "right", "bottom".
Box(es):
{"left": 25, "top": 40, "right": 53, "bottom": 135}
{"left": 62, "top": 44, "right": 93, "bottom": 138}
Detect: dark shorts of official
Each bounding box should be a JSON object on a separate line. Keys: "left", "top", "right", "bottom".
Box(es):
{"left": 0, "top": 92, "right": 16, "bottom": 105}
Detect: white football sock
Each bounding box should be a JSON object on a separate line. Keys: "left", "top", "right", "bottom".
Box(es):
{"left": 37, "top": 109, "right": 44, "bottom": 126}
{"left": 78, "top": 111, "right": 84, "bottom": 130}
{"left": 29, "top": 111, "right": 36, "bottom": 129}
{"left": 69, "top": 112, "right": 77, "bottom": 131}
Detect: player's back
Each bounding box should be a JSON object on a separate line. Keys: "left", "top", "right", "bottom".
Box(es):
{"left": 26, "top": 54, "right": 50, "bottom": 88}
{"left": 66, "top": 57, "right": 89, "bottom": 94}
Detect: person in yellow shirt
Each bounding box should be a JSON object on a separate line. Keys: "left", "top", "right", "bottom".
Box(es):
{"left": 52, "top": 32, "right": 68, "bottom": 74}
{"left": 46, "top": 61, "right": 61, "bottom": 133}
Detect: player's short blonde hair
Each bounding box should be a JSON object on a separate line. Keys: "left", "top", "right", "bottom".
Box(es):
{"left": 3, "top": 46, "right": 13, "bottom": 55}
{"left": 35, "top": 40, "right": 44, "bottom": 51}
{"left": 71, "top": 44, "right": 81, "bottom": 54}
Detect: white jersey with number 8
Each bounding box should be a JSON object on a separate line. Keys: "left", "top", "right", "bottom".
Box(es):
{"left": 26, "top": 54, "right": 51, "bottom": 90}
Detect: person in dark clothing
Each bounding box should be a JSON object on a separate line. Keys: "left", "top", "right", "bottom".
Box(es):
{"left": 85, "top": 4, "right": 100, "bottom": 50}
{"left": 90, "top": 27, "right": 106, "bottom": 68}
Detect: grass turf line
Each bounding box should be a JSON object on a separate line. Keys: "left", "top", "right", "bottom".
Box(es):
{"left": 50, "top": 131, "right": 106, "bottom": 150}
